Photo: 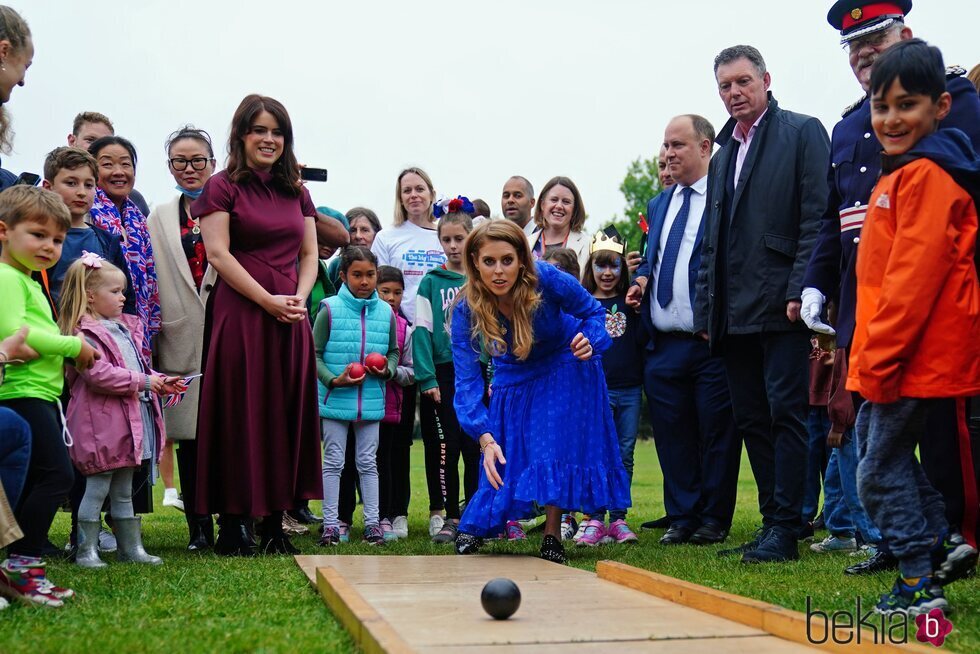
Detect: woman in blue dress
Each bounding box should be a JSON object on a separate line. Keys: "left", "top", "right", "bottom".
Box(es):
{"left": 451, "top": 220, "right": 630, "bottom": 563}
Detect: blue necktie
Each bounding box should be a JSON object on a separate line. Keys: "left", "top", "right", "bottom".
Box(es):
{"left": 657, "top": 186, "right": 693, "bottom": 308}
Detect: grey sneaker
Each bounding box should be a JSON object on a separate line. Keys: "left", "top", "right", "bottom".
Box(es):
{"left": 432, "top": 521, "right": 458, "bottom": 544}
{"left": 810, "top": 534, "right": 858, "bottom": 553}
{"left": 98, "top": 527, "right": 117, "bottom": 553}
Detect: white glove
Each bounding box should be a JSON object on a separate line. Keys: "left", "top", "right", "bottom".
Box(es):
{"left": 801, "top": 287, "right": 836, "bottom": 335}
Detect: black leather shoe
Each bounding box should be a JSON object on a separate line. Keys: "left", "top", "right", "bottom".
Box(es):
{"left": 289, "top": 506, "right": 320, "bottom": 525}
{"left": 659, "top": 525, "right": 694, "bottom": 545}
{"left": 689, "top": 523, "right": 729, "bottom": 545}
{"left": 260, "top": 534, "right": 300, "bottom": 555}
{"left": 844, "top": 548, "right": 899, "bottom": 575}
{"left": 742, "top": 527, "right": 799, "bottom": 563}
{"left": 718, "top": 527, "right": 765, "bottom": 557}
{"left": 641, "top": 515, "right": 670, "bottom": 530}
{"left": 214, "top": 515, "right": 256, "bottom": 557}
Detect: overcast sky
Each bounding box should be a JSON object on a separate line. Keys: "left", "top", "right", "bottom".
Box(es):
{"left": 5, "top": 1, "right": 978, "bottom": 232}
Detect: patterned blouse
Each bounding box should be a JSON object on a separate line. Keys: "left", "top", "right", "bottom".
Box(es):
{"left": 89, "top": 188, "right": 160, "bottom": 361}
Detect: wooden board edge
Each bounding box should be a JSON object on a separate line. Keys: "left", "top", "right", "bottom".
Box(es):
{"left": 315, "top": 566, "right": 415, "bottom": 654}
{"left": 596, "top": 561, "right": 936, "bottom": 654}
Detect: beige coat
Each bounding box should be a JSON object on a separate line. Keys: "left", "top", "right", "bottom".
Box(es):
{"left": 147, "top": 196, "right": 216, "bottom": 441}
{"left": 527, "top": 228, "right": 591, "bottom": 281}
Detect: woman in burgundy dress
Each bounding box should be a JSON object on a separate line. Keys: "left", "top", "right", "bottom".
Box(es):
{"left": 193, "top": 94, "right": 321, "bottom": 555}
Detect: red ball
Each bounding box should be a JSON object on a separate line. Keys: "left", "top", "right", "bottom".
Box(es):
{"left": 365, "top": 352, "right": 387, "bottom": 371}
{"left": 348, "top": 363, "right": 366, "bottom": 379}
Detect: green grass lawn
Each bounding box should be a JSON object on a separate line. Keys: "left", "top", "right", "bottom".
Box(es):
{"left": 2, "top": 440, "right": 977, "bottom": 653}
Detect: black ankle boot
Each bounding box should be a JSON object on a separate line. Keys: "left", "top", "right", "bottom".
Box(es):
{"left": 187, "top": 514, "right": 215, "bottom": 552}
{"left": 215, "top": 514, "right": 255, "bottom": 557}
{"left": 259, "top": 512, "right": 299, "bottom": 555}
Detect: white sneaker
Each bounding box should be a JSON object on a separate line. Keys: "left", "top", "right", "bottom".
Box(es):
{"left": 163, "top": 488, "right": 184, "bottom": 512}
{"left": 392, "top": 515, "right": 409, "bottom": 539}
{"left": 429, "top": 514, "right": 445, "bottom": 537}
{"left": 0, "top": 596, "right": 8, "bottom": 610}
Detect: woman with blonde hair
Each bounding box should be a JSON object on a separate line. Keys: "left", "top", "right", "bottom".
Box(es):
{"left": 370, "top": 167, "right": 445, "bottom": 325}
{"left": 450, "top": 220, "right": 630, "bottom": 563}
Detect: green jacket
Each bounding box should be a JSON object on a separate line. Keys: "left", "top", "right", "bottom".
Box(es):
{"left": 413, "top": 266, "right": 464, "bottom": 391}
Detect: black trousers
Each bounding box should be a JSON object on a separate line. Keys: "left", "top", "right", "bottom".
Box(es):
{"left": 920, "top": 398, "right": 979, "bottom": 545}
{"left": 0, "top": 398, "right": 74, "bottom": 558}
{"left": 419, "top": 363, "right": 480, "bottom": 519}
{"left": 722, "top": 331, "right": 810, "bottom": 532}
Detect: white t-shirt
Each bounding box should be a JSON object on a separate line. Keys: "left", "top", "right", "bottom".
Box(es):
{"left": 371, "top": 221, "right": 445, "bottom": 324}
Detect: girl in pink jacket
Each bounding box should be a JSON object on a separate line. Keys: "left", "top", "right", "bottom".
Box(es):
{"left": 59, "top": 253, "right": 180, "bottom": 568}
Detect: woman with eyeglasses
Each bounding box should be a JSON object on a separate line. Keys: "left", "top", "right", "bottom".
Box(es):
{"left": 146, "top": 126, "right": 219, "bottom": 552}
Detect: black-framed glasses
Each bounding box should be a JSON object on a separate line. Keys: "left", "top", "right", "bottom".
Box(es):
{"left": 169, "top": 157, "right": 212, "bottom": 171}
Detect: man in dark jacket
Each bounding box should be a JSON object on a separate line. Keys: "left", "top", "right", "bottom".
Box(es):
{"left": 694, "top": 44, "right": 830, "bottom": 563}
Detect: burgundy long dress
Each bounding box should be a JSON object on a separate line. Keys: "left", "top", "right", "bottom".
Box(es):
{"left": 191, "top": 169, "right": 322, "bottom": 517}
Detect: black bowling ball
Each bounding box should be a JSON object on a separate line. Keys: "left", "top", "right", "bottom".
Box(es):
{"left": 481, "top": 577, "right": 521, "bottom": 620}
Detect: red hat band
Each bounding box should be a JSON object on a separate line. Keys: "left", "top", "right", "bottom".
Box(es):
{"left": 842, "top": 2, "right": 906, "bottom": 30}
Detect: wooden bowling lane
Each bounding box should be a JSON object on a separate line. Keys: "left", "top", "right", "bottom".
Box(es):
{"left": 295, "top": 555, "right": 837, "bottom": 652}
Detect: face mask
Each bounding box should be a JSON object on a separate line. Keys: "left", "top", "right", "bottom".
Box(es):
{"left": 176, "top": 185, "right": 204, "bottom": 200}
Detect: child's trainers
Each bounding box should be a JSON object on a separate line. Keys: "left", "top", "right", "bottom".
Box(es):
{"left": 572, "top": 519, "right": 589, "bottom": 543}
{"left": 338, "top": 522, "right": 350, "bottom": 543}
{"left": 380, "top": 519, "right": 398, "bottom": 542}
{"left": 363, "top": 524, "right": 385, "bottom": 546}
{"left": 0, "top": 560, "right": 70, "bottom": 608}
{"left": 931, "top": 531, "right": 978, "bottom": 585}
{"left": 560, "top": 514, "right": 577, "bottom": 541}
{"left": 875, "top": 576, "right": 948, "bottom": 616}
{"left": 606, "top": 519, "right": 639, "bottom": 544}
{"left": 809, "top": 534, "right": 858, "bottom": 553}
{"left": 575, "top": 519, "right": 607, "bottom": 547}
{"left": 432, "top": 521, "right": 458, "bottom": 544}
{"left": 318, "top": 527, "right": 341, "bottom": 547}
{"left": 392, "top": 515, "right": 409, "bottom": 539}
{"left": 505, "top": 520, "right": 527, "bottom": 541}
{"left": 428, "top": 514, "right": 445, "bottom": 538}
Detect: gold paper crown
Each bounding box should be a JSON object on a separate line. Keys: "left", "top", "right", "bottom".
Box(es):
{"left": 590, "top": 231, "right": 625, "bottom": 255}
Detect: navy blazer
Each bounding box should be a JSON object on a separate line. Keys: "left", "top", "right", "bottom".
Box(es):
{"left": 635, "top": 186, "right": 706, "bottom": 346}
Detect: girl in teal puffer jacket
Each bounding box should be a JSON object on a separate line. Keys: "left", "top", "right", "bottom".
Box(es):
{"left": 314, "top": 247, "right": 399, "bottom": 546}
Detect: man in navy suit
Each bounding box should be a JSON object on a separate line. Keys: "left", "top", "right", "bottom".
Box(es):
{"left": 626, "top": 115, "right": 739, "bottom": 546}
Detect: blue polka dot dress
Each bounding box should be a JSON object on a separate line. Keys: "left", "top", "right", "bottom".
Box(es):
{"left": 452, "top": 262, "right": 631, "bottom": 537}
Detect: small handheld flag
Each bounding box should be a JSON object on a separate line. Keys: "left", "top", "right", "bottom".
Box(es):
{"left": 163, "top": 374, "right": 201, "bottom": 409}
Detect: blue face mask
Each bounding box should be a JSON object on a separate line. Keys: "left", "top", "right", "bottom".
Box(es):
{"left": 176, "top": 185, "right": 204, "bottom": 200}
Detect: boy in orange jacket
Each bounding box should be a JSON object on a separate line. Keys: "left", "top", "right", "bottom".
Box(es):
{"left": 848, "top": 39, "right": 980, "bottom": 616}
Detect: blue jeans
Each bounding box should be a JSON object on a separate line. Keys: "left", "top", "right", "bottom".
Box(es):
{"left": 0, "top": 406, "right": 31, "bottom": 508}
{"left": 599, "top": 385, "right": 641, "bottom": 522}
{"left": 803, "top": 406, "right": 831, "bottom": 523}
{"left": 824, "top": 430, "right": 882, "bottom": 544}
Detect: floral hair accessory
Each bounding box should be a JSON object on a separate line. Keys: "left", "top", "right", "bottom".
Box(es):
{"left": 79, "top": 251, "right": 104, "bottom": 269}
{"left": 433, "top": 195, "right": 475, "bottom": 218}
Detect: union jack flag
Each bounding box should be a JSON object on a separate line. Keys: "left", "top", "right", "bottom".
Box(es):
{"left": 163, "top": 375, "right": 201, "bottom": 409}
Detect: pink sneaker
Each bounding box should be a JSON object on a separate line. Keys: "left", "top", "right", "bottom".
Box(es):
{"left": 606, "top": 519, "right": 639, "bottom": 544}
{"left": 575, "top": 519, "right": 607, "bottom": 547}
{"left": 505, "top": 520, "right": 527, "bottom": 541}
